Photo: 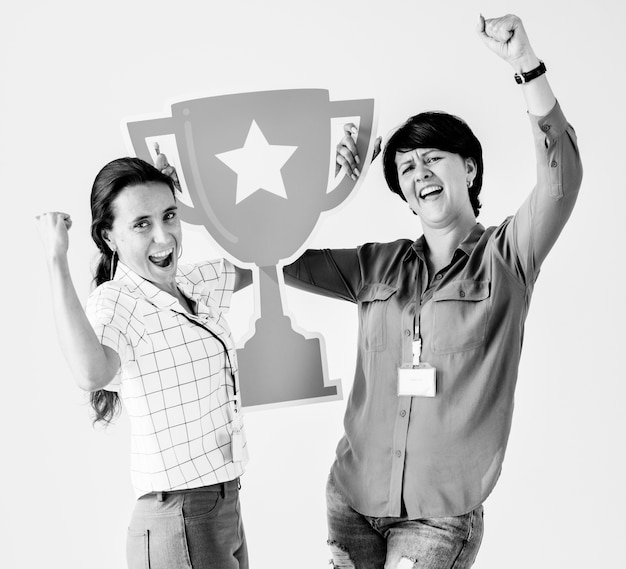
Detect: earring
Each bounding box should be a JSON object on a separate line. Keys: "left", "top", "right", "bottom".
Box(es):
{"left": 110, "top": 250, "right": 117, "bottom": 281}
{"left": 467, "top": 179, "right": 472, "bottom": 189}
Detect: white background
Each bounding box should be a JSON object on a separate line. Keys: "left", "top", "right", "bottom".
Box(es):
{"left": 2, "top": 0, "right": 625, "bottom": 567}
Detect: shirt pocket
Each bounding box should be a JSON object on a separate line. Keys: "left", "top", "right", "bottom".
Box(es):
{"left": 430, "top": 279, "right": 490, "bottom": 354}
{"left": 357, "top": 284, "right": 398, "bottom": 352}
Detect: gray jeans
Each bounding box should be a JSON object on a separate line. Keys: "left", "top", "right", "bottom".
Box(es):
{"left": 126, "top": 479, "right": 247, "bottom": 569}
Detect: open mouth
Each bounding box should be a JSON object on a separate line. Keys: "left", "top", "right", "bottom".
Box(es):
{"left": 419, "top": 185, "right": 443, "bottom": 200}
{"left": 148, "top": 247, "right": 175, "bottom": 268}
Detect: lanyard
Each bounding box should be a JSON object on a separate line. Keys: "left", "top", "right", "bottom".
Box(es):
{"left": 412, "top": 265, "right": 425, "bottom": 366}
{"left": 178, "top": 311, "right": 239, "bottom": 401}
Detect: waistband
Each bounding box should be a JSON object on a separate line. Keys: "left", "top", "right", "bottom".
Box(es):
{"left": 152, "top": 478, "right": 241, "bottom": 502}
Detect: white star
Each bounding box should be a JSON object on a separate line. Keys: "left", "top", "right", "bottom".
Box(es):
{"left": 216, "top": 120, "right": 298, "bottom": 204}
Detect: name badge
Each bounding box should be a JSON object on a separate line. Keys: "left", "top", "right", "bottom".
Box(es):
{"left": 231, "top": 429, "right": 244, "bottom": 462}
{"left": 397, "top": 363, "right": 437, "bottom": 397}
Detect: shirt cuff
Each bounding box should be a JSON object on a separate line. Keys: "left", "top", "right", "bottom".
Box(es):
{"left": 529, "top": 99, "right": 569, "bottom": 141}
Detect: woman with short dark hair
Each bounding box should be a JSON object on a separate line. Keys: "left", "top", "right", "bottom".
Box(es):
{"left": 285, "top": 14, "right": 583, "bottom": 568}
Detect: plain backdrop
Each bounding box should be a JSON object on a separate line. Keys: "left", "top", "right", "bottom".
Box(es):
{"left": 2, "top": 0, "right": 625, "bottom": 567}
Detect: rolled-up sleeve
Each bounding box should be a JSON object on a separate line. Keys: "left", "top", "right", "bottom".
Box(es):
{"left": 504, "top": 101, "right": 583, "bottom": 283}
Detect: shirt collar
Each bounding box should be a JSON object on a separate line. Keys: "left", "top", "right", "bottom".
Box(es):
{"left": 112, "top": 262, "right": 182, "bottom": 310}
{"left": 404, "top": 223, "right": 486, "bottom": 262}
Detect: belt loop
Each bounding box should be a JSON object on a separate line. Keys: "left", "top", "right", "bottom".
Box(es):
{"left": 237, "top": 478, "right": 241, "bottom": 490}
{"left": 221, "top": 483, "right": 226, "bottom": 498}
{"left": 156, "top": 492, "right": 165, "bottom": 502}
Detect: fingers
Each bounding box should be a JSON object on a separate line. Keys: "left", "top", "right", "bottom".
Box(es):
{"left": 336, "top": 148, "right": 360, "bottom": 180}
{"left": 160, "top": 164, "right": 182, "bottom": 192}
{"left": 336, "top": 122, "right": 361, "bottom": 180}
{"left": 372, "top": 136, "right": 382, "bottom": 162}
{"left": 476, "top": 13, "right": 487, "bottom": 36}
{"left": 35, "top": 212, "right": 72, "bottom": 259}
{"left": 35, "top": 211, "right": 72, "bottom": 230}
{"left": 342, "top": 122, "right": 360, "bottom": 165}
{"left": 343, "top": 122, "right": 358, "bottom": 138}
{"left": 477, "top": 13, "right": 533, "bottom": 64}
{"left": 481, "top": 14, "right": 518, "bottom": 43}
{"left": 35, "top": 211, "right": 71, "bottom": 222}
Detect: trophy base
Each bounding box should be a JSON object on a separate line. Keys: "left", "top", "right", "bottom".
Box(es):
{"left": 237, "top": 315, "right": 340, "bottom": 408}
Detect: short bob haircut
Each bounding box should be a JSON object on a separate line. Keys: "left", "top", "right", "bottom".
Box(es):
{"left": 382, "top": 111, "right": 483, "bottom": 217}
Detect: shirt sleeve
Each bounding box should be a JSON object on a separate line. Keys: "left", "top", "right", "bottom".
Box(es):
{"left": 85, "top": 284, "right": 136, "bottom": 392}
{"left": 498, "top": 101, "right": 583, "bottom": 284}
{"left": 283, "top": 248, "right": 363, "bottom": 303}
{"left": 179, "top": 259, "right": 236, "bottom": 311}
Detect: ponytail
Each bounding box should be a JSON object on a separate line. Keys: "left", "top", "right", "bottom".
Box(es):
{"left": 88, "top": 157, "right": 175, "bottom": 424}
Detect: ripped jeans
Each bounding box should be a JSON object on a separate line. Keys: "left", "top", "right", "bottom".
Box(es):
{"left": 326, "top": 473, "right": 483, "bottom": 569}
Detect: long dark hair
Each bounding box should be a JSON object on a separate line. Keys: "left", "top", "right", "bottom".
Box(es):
{"left": 382, "top": 111, "right": 484, "bottom": 217}
{"left": 89, "top": 157, "right": 176, "bottom": 424}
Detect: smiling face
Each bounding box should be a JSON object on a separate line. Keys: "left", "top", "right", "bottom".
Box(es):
{"left": 103, "top": 182, "right": 181, "bottom": 292}
{"left": 395, "top": 148, "right": 477, "bottom": 229}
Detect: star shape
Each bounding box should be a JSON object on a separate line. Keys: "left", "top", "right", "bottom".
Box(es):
{"left": 216, "top": 120, "right": 298, "bottom": 204}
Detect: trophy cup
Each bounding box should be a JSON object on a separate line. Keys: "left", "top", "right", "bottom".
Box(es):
{"left": 127, "top": 89, "right": 375, "bottom": 408}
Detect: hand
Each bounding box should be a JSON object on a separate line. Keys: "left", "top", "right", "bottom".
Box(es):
{"left": 35, "top": 211, "right": 72, "bottom": 262}
{"left": 154, "top": 142, "right": 182, "bottom": 192}
{"left": 335, "top": 123, "right": 382, "bottom": 180}
{"left": 477, "top": 14, "right": 539, "bottom": 73}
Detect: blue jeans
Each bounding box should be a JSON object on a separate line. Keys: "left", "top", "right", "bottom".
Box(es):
{"left": 126, "top": 479, "right": 248, "bottom": 569}
{"left": 326, "top": 473, "right": 483, "bottom": 569}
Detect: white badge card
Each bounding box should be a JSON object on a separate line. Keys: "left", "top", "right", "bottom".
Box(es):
{"left": 398, "top": 363, "right": 437, "bottom": 397}
{"left": 231, "top": 429, "right": 244, "bottom": 462}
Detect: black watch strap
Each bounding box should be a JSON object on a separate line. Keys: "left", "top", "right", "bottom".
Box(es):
{"left": 514, "top": 60, "right": 547, "bottom": 84}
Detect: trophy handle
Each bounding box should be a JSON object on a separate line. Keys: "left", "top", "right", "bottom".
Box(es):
{"left": 126, "top": 117, "right": 206, "bottom": 226}
{"left": 323, "top": 98, "right": 375, "bottom": 211}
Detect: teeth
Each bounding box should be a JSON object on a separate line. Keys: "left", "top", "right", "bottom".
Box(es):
{"left": 150, "top": 248, "right": 174, "bottom": 259}
{"left": 420, "top": 185, "right": 443, "bottom": 198}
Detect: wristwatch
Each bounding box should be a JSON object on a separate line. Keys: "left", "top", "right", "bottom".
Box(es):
{"left": 514, "top": 60, "right": 547, "bottom": 84}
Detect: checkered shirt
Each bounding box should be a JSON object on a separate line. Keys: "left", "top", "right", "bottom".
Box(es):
{"left": 85, "top": 259, "right": 248, "bottom": 497}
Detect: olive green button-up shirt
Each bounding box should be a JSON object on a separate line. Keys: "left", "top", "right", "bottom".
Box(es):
{"left": 284, "top": 102, "right": 582, "bottom": 518}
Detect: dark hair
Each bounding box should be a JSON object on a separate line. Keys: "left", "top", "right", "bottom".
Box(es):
{"left": 89, "top": 157, "right": 176, "bottom": 425}
{"left": 382, "top": 111, "right": 483, "bottom": 217}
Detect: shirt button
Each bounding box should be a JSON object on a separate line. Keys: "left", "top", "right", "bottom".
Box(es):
{"left": 542, "top": 124, "right": 551, "bottom": 132}
{"left": 396, "top": 450, "right": 402, "bottom": 458}
{"left": 400, "top": 410, "right": 406, "bottom": 417}
{"left": 404, "top": 329, "right": 411, "bottom": 337}
{"left": 435, "top": 274, "right": 442, "bottom": 280}
{"left": 459, "top": 291, "right": 466, "bottom": 297}
{"left": 550, "top": 160, "right": 558, "bottom": 168}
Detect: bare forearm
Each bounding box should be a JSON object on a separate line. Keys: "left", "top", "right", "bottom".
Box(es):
{"left": 48, "top": 255, "right": 119, "bottom": 391}
{"left": 513, "top": 53, "right": 557, "bottom": 117}
{"left": 478, "top": 15, "right": 557, "bottom": 116}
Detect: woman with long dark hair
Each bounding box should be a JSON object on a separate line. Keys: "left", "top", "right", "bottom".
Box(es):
{"left": 37, "top": 157, "right": 249, "bottom": 569}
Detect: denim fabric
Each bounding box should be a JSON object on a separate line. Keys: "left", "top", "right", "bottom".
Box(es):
{"left": 126, "top": 480, "right": 248, "bottom": 569}
{"left": 326, "top": 474, "right": 483, "bottom": 569}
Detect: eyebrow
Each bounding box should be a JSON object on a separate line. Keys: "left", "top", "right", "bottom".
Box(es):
{"left": 396, "top": 149, "right": 438, "bottom": 167}
{"left": 130, "top": 205, "right": 178, "bottom": 224}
